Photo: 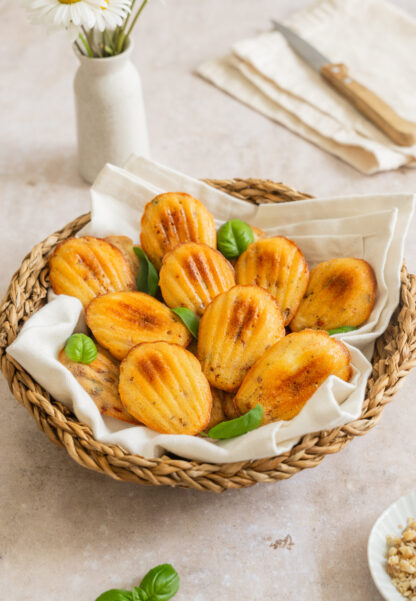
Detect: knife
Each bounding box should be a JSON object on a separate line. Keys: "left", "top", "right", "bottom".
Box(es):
{"left": 272, "top": 20, "right": 416, "bottom": 147}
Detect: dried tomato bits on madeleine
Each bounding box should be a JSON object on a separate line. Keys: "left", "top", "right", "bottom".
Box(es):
{"left": 119, "top": 342, "right": 212, "bottom": 435}
{"left": 140, "top": 192, "right": 217, "bottom": 270}
{"left": 49, "top": 236, "right": 136, "bottom": 307}
{"left": 159, "top": 242, "right": 235, "bottom": 316}
{"left": 235, "top": 237, "right": 309, "bottom": 326}
{"left": 85, "top": 291, "right": 192, "bottom": 361}
{"left": 59, "top": 345, "right": 138, "bottom": 424}
{"left": 290, "top": 257, "right": 376, "bottom": 332}
{"left": 197, "top": 285, "right": 285, "bottom": 392}
{"left": 235, "top": 329, "right": 352, "bottom": 424}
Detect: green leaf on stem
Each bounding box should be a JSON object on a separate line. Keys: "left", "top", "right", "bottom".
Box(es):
{"left": 171, "top": 308, "right": 200, "bottom": 339}
{"left": 207, "top": 404, "right": 264, "bottom": 440}
{"left": 138, "top": 564, "right": 180, "bottom": 601}
{"left": 327, "top": 326, "right": 357, "bottom": 335}
{"left": 217, "top": 219, "right": 254, "bottom": 260}
{"left": 134, "top": 247, "right": 159, "bottom": 297}
{"left": 64, "top": 333, "right": 97, "bottom": 364}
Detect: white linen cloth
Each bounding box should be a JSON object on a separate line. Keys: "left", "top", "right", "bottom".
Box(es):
{"left": 197, "top": 0, "right": 416, "bottom": 174}
{"left": 7, "top": 157, "right": 415, "bottom": 462}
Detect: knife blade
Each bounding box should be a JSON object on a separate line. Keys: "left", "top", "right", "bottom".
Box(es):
{"left": 271, "top": 19, "right": 416, "bottom": 147}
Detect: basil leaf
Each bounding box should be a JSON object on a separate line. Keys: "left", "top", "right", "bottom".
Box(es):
{"left": 328, "top": 326, "right": 357, "bottom": 335}
{"left": 134, "top": 247, "right": 159, "bottom": 297}
{"left": 132, "top": 589, "right": 148, "bottom": 601}
{"left": 64, "top": 333, "right": 97, "bottom": 364}
{"left": 217, "top": 219, "right": 254, "bottom": 260}
{"left": 138, "top": 564, "right": 180, "bottom": 601}
{"left": 207, "top": 404, "right": 263, "bottom": 439}
{"left": 171, "top": 307, "right": 199, "bottom": 339}
{"left": 95, "top": 590, "right": 133, "bottom": 601}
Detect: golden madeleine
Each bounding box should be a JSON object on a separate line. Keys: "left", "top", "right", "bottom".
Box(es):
{"left": 215, "top": 388, "right": 240, "bottom": 420}
{"left": 105, "top": 236, "right": 140, "bottom": 279}
{"left": 290, "top": 257, "right": 377, "bottom": 332}
{"left": 86, "top": 291, "right": 192, "bottom": 360}
{"left": 59, "top": 345, "right": 138, "bottom": 424}
{"left": 159, "top": 242, "right": 235, "bottom": 316}
{"left": 119, "top": 341, "right": 212, "bottom": 435}
{"left": 140, "top": 192, "right": 217, "bottom": 269}
{"left": 252, "top": 226, "right": 267, "bottom": 241}
{"left": 206, "top": 387, "right": 227, "bottom": 430}
{"left": 49, "top": 236, "right": 136, "bottom": 307}
{"left": 235, "top": 329, "right": 352, "bottom": 424}
{"left": 235, "top": 237, "right": 309, "bottom": 326}
{"left": 198, "top": 285, "right": 285, "bottom": 392}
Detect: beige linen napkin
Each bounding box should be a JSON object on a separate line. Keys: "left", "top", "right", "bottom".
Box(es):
{"left": 197, "top": 0, "right": 416, "bottom": 174}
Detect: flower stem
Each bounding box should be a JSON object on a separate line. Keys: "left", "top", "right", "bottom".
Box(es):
{"left": 78, "top": 32, "right": 93, "bottom": 57}
{"left": 125, "top": 0, "right": 148, "bottom": 37}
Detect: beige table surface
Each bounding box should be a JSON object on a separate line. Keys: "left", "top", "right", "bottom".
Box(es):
{"left": 2, "top": 1, "right": 416, "bottom": 599}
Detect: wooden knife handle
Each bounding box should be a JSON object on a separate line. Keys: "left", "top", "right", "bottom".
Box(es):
{"left": 320, "top": 63, "right": 416, "bottom": 147}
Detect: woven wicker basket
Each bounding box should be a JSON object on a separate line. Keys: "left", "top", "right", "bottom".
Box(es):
{"left": 1, "top": 178, "right": 416, "bottom": 493}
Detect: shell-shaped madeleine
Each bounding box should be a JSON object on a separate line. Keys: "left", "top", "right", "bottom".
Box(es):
{"left": 140, "top": 192, "right": 217, "bottom": 269}
{"left": 86, "top": 291, "right": 192, "bottom": 361}
{"left": 59, "top": 345, "right": 138, "bottom": 424}
{"left": 105, "top": 236, "right": 140, "bottom": 279}
{"left": 235, "top": 330, "right": 352, "bottom": 424}
{"left": 197, "top": 285, "right": 285, "bottom": 392}
{"left": 49, "top": 236, "right": 136, "bottom": 307}
{"left": 290, "top": 258, "right": 377, "bottom": 332}
{"left": 159, "top": 242, "right": 236, "bottom": 316}
{"left": 235, "top": 237, "right": 309, "bottom": 326}
{"left": 119, "top": 342, "right": 212, "bottom": 435}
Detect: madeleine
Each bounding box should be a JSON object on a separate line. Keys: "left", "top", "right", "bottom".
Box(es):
{"left": 86, "top": 291, "right": 192, "bottom": 360}
{"left": 105, "top": 235, "right": 140, "bottom": 279}
{"left": 119, "top": 342, "right": 212, "bottom": 435}
{"left": 206, "top": 387, "right": 227, "bottom": 430}
{"left": 197, "top": 285, "right": 285, "bottom": 391}
{"left": 59, "top": 345, "right": 138, "bottom": 424}
{"left": 235, "top": 330, "right": 352, "bottom": 423}
{"left": 235, "top": 237, "right": 309, "bottom": 326}
{"left": 140, "top": 192, "right": 217, "bottom": 269}
{"left": 290, "top": 257, "right": 377, "bottom": 332}
{"left": 159, "top": 242, "right": 235, "bottom": 316}
{"left": 49, "top": 236, "right": 136, "bottom": 307}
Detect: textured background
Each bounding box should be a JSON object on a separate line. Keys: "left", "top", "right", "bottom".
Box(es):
{"left": 1, "top": 1, "right": 416, "bottom": 599}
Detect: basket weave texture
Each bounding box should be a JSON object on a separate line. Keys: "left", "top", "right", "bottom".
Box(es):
{"left": 1, "top": 178, "right": 416, "bottom": 493}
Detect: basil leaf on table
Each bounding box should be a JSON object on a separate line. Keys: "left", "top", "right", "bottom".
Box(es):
{"left": 95, "top": 590, "right": 133, "bottom": 601}
{"left": 207, "top": 404, "right": 264, "bottom": 439}
{"left": 138, "top": 563, "right": 180, "bottom": 601}
{"left": 64, "top": 333, "right": 97, "bottom": 364}
{"left": 134, "top": 247, "right": 159, "bottom": 297}
{"left": 171, "top": 307, "right": 200, "bottom": 339}
{"left": 217, "top": 219, "right": 255, "bottom": 260}
{"left": 327, "top": 326, "right": 357, "bottom": 335}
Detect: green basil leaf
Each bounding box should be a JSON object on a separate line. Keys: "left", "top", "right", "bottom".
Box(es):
{"left": 64, "top": 333, "right": 97, "bottom": 364}
{"left": 132, "top": 588, "right": 148, "bottom": 601}
{"left": 217, "top": 219, "right": 254, "bottom": 260}
{"left": 138, "top": 564, "right": 180, "bottom": 601}
{"left": 207, "top": 404, "right": 263, "bottom": 439}
{"left": 134, "top": 247, "right": 159, "bottom": 297}
{"left": 327, "top": 326, "right": 357, "bottom": 335}
{"left": 171, "top": 307, "right": 199, "bottom": 339}
{"left": 95, "top": 590, "right": 133, "bottom": 601}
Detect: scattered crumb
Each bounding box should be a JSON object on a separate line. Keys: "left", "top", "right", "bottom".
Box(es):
{"left": 387, "top": 518, "right": 416, "bottom": 599}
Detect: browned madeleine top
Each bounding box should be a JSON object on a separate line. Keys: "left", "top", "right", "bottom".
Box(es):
{"left": 140, "top": 192, "right": 217, "bottom": 269}
{"left": 49, "top": 236, "right": 136, "bottom": 307}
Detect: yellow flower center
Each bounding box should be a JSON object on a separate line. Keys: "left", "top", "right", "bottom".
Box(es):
{"left": 58, "top": 0, "right": 82, "bottom": 4}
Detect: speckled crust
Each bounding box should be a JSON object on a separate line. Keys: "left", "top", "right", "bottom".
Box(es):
{"left": 105, "top": 236, "right": 140, "bottom": 279}
{"left": 140, "top": 192, "right": 217, "bottom": 270}
{"left": 290, "top": 257, "right": 377, "bottom": 332}
{"left": 85, "top": 291, "right": 192, "bottom": 361}
{"left": 119, "top": 341, "right": 212, "bottom": 435}
{"left": 235, "top": 329, "right": 352, "bottom": 424}
{"left": 235, "top": 236, "right": 309, "bottom": 326}
{"left": 197, "top": 285, "right": 286, "bottom": 392}
{"left": 59, "top": 345, "right": 138, "bottom": 424}
{"left": 159, "top": 242, "right": 235, "bottom": 316}
{"left": 205, "top": 387, "right": 227, "bottom": 430}
{"left": 215, "top": 388, "right": 240, "bottom": 420}
{"left": 49, "top": 236, "right": 136, "bottom": 307}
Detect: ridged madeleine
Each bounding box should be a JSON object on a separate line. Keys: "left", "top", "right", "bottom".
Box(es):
{"left": 140, "top": 192, "right": 217, "bottom": 269}
{"left": 235, "top": 329, "right": 352, "bottom": 423}
{"left": 235, "top": 237, "right": 309, "bottom": 326}
{"left": 86, "top": 291, "right": 192, "bottom": 360}
{"left": 159, "top": 242, "right": 235, "bottom": 316}
{"left": 119, "top": 341, "right": 212, "bottom": 435}
{"left": 49, "top": 236, "right": 136, "bottom": 307}
{"left": 105, "top": 236, "right": 140, "bottom": 279}
{"left": 198, "top": 285, "right": 285, "bottom": 391}
{"left": 59, "top": 345, "right": 138, "bottom": 424}
{"left": 290, "top": 257, "right": 377, "bottom": 332}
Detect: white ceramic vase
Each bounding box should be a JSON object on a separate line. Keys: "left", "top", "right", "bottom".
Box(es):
{"left": 74, "top": 39, "right": 150, "bottom": 184}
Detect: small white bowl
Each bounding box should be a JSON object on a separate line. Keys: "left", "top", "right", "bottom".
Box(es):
{"left": 368, "top": 489, "right": 416, "bottom": 601}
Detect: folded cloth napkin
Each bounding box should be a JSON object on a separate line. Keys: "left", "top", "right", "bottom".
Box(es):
{"left": 6, "top": 157, "right": 415, "bottom": 462}
{"left": 197, "top": 0, "right": 416, "bottom": 174}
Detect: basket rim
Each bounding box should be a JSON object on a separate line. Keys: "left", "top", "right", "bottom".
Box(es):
{"left": 1, "top": 177, "right": 416, "bottom": 493}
